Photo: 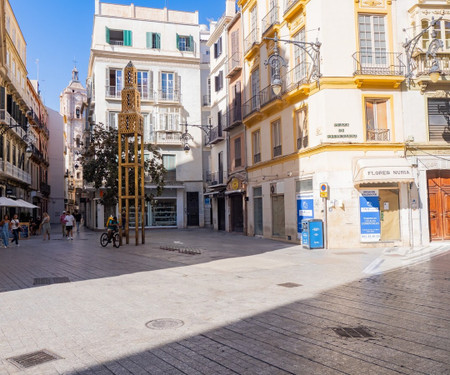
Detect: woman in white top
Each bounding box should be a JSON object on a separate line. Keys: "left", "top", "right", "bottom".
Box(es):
{"left": 11, "top": 214, "right": 20, "bottom": 247}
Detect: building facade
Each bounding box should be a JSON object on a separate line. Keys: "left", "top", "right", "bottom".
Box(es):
{"left": 86, "top": 0, "right": 206, "bottom": 229}
{"left": 235, "top": 0, "right": 449, "bottom": 248}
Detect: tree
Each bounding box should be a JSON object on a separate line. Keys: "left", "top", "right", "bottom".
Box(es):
{"left": 81, "top": 124, "right": 165, "bottom": 215}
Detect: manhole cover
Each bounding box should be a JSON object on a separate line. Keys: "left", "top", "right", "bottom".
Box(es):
{"left": 278, "top": 282, "right": 302, "bottom": 288}
{"left": 332, "top": 327, "right": 373, "bottom": 338}
{"left": 146, "top": 318, "right": 184, "bottom": 330}
{"left": 7, "top": 350, "right": 61, "bottom": 369}
{"left": 33, "top": 277, "right": 70, "bottom": 285}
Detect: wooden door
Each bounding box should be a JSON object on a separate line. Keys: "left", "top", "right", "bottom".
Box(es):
{"left": 427, "top": 170, "right": 450, "bottom": 241}
{"left": 379, "top": 189, "right": 400, "bottom": 241}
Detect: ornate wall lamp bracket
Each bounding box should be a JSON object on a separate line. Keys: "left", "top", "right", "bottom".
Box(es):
{"left": 180, "top": 122, "right": 212, "bottom": 152}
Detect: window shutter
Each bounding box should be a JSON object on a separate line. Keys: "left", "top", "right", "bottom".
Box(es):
{"left": 106, "top": 27, "right": 110, "bottom": 44}
{"left": 215, "top": 75, "right": 218, "bottom": 92}
{"left": 189, "top": 35, "right": 194, "bottom": 51}
{"left": 214, "top": 43, "right": 218, "bottom": 58}
{"left": 0, "top": 86, "right": 5, "bottom": 110}
{"left": 124, "top": 30, "right": 132, "bottom": 46}
{"left": 218, "top": 37, "right": 222, "bottom": 55}
{"left": 176, "top": 33, "right": 180, "bottom": 50}
{"left": 146, "top": 32, "right": 152, "bottom": 48}
{"left": 149, "top": 71, "right": 153, "bottom": 97}
{"left": 155, "top": 33, "right": 161, "bottom": 49}
{"left": 219, "top": 71, "right": 223, "bottom": 90}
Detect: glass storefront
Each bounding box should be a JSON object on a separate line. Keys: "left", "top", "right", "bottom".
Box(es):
{"left": 149, "top": 199, "right": 177, "bottom": 226}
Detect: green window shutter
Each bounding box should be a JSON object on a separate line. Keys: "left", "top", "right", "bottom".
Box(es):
{"left": 106, "top": 27, "right": 110, "bottom": 44}
{"left": 146, "top": 32, "right": 152, "bottom": 48}
{"left": 189, "top": 35, "right": 194, "bottom": 51}
{"left": 155, "top": 33, "right": 161, "bottom": 49}
{"left": 176, "top": 33, "right": 180, "bottom": 50}
{"left": 124, "top": 30, "right": 132, "bottom": 46}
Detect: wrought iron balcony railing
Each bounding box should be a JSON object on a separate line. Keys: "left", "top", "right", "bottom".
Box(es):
{"left": 244, "top": 28, "right": 260, "bottom": 55}
{"left": 158, "top": 89, "right": 181, "bottom": 102}
{"left": 227, "top": 51, "right": 242, "bottom": 77}
{"left": 262, "top": 5, "right": 279, "bottom": 34}
{"left": 259, "top": 84, "right": 281, "bottom": 108}
{"left": 208, "top": 124, "right": 224, "bottom": 144}
{"left": 243, "top": 94, "right": 261, "bottom": 119}
{"left": 284, "top": 0, "right": 299, "bottom": 14}
{"left": 203, "top": 95, "right": 211, "bottom": 107}
{"left": 367, "top": 128, "right": 390, "bottom": 142}
{"left": 205, "top": 171, "right": 226, "bottom": 186}
{"left": 353, "top": 51, "right": 405, "bottom": 76}
{"left": 224, "top": 104, "right": 242, "bottom": 131}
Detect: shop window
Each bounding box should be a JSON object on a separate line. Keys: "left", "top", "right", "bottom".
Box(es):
{"left": 150, "top": 199, "right": 177, "bottom": 226}
{"left": 365, "top": 98, "right": 390, "bottom": 141}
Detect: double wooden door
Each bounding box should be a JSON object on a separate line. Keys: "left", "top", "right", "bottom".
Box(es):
{"left": 428, "top": 171, "right": 450, "bottom": 241}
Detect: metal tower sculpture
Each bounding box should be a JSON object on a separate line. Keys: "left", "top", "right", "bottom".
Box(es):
{"left": 118, "top": 61, "right": 145, "bottom": 245}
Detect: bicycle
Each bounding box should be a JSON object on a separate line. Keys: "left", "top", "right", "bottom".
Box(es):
{"left": 100, "top": 230, "right": 120, "bottom": 248}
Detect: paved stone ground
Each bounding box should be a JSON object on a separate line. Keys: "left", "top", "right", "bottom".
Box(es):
{"left": 0, "top": 228, "right": 449, "bottom": 374}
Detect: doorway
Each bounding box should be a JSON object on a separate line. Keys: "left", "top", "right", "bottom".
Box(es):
{"left": 272, "top": 194, "right": 285, "bottom": 238}
{"left": 218, "top": 197, "right": 226, "bottom": 231}
{"left": 186, "top": 192, "right": 199, "bottom": 226}
{"left": 230, "top": 194, "right": 243, "bottom": 232}
{"left": 379, "top": 189, "right": 400, "bottom": 241}
{"left": 428, "top": 170, "right": 450, "bottom": 241}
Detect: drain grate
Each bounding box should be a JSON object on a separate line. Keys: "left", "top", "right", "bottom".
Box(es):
{"left": 160, "top": 245, "right": 201, "bottom": 255}
{"left": 7, "top": 350, "right": 61, "bottom": 369}
{"left": 332, "top": 327, "right": 374, "bottom": 338}
{"left": 278, "top": 282, "right": 302, "bottom": 288}
{"left": 33, "top": 277, "right": 70, "bottom": 285}
{"left": 146, "top": 318, "right": 184, "bottom": 330}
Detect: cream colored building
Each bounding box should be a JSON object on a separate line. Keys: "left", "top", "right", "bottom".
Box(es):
{"left": 237, "top": 0, "right": 449, "bottom": 248}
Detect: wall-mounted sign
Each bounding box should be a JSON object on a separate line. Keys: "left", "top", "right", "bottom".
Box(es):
{"left": 359, "top": 190, "right": 380, "bottom": 242}
{"left": 297, "top": 193, "right": 314, "bottom": 239}
{"left": 319, "top": 183, "right": 329, "bottom": 199}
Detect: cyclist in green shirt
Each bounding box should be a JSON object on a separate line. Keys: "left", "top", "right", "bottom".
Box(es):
{"left": 106, "top": 216, "right": 119, "bottom": 241}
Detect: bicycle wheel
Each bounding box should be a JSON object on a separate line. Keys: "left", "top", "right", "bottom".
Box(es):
{"left": 100, "top": 233, "right": 109, "bottom": 247}
{"left": 113, "top": 232, "right": 120, "bottom": 248}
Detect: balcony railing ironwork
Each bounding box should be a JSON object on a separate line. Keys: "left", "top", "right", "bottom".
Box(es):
{"left": 106, "top": 86, "right": 122, "bottom": 98}
{"left": 353, "top": 51, "right": 405, "bottom": 76}
{"left": 414, "top": 52, "right": 450, "bottom": 77}
{"left": 283, "top": 62, "right": 310, "bottom": 92}
{"left": 158, "top": 89, "right": 181, "bottom": 102}
{"left": 202, "top": 95, "right": 211, "bottom": 107}
{"left": 259, "top": 84, "right": 281, "bottom": 108}
{"left": 227, "top": 51, "right": 242, "bottom": 77}
{"left": 0, "top": 161, "right": 31, "bottom": 184}
{"left": 208, "top": 124, "right": 224, "bottom": 144}
{"left": 284, "top": 0, "right": 299, "bottom": 14}
{"left": 224, "top": 104, "right": 242, "bottom": 130}
{"left": 205, "top": 171, "right": 226, "bottom": 186}
{"left": 154, "top": 132, "right": 182, "bottom": 145}
{"left": 244, "top": 28, "right": 260, "bottom": 55}
{"left": 253, "top": 152, "right": 261, "bottom": 164}
{"left": 273, "top": 145, "right": 282, "bottom": 157}
{"left": 40, "top": 182, "right": 51, "bottom": 196}
{"left": 367, "top": 128, "right": 390, "bottom": 142}
{"left": 243, "top": 94, "right": 261, "bottom": 119}
{"left": 262, "top": 5, "right": 279, "bottom": 34}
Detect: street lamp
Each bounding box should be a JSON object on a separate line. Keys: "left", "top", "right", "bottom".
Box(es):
{"left": 264, "top": 32, "right": 322, "bottom": 95}
{"left": 404, "top": 16, "right": 444, "bottom": 85}
{"left": 180, "top": 122, "right": 212, "bottom": 152}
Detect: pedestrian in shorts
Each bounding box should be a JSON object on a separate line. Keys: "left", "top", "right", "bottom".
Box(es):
{"left": 65, "top": 211, "right": 75, "bottom": 240}
{"left": 10, "top": 214, "right": 20, "bottom": 247}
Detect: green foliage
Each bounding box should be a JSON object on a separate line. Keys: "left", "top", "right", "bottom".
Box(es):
{"left": 81, "top": 124, "right": 165, "bottom": 212}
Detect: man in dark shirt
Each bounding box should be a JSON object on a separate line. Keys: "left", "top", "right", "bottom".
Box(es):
{"left": 74, "top": 211, "right": 82, "bottom": 233}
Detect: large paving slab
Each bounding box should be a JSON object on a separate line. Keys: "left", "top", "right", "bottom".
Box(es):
{"left": 0, "top": 228, "right": 449, "bottom": 374}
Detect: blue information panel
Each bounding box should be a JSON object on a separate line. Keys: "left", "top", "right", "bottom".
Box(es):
{"left": 297, "top": 193, "right": 314, "bottom": 239}
{"left": 359, "top": 190, "right": 380, "bottom": 242}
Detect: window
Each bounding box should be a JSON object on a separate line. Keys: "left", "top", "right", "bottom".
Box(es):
{"left": 272, "top": 119, "right": 282, "bottom": 157}
{"left": 106, "top": 27, "right": 132, "bottom": 46}
{"left": 295, "top": 107, "right": 308, "bottom": 149}
{"left": 422, "top": 19, "right": 450, "bottom": 49}
{"left": 12, "top": 145, "right": 16, "bottom": 166}
{"left": 161, "top": 72, "right": 175, "bottom": 100}
{"left": 6, "top": 16, "right": 10, "bottom": 33}
{"left": 251, "top": 68, "right": 260, "bottom": 109}
{"left": 296, "top": 178, "right": 313, "bottom": 193}
{"left": 108, "top": 69, "right": 122, "bottom": 97}
{"left": 146, "top": 32, "right": 161, "bottom": 49}
{"left": 358, "top": 14, "right": 387, "bottom": 66}
{"left": 177, "top": 34, "right": 194, "bottom": 52}
{"left": 234, "top": 137, "right": 242, "bottom": 168}
{"left": 215, "top": 71, "right": 223, "bottom": 92}
{"left": 137, "top": 71, "right": 150, "bottom": 99}
{"left": 6, "top": 50, "right": 9, "bottom": 67}
{"left": 108, "top": 111, "right": 119, "bottom": 129}
{"left": 159, "top": 108, "right": 180, "bottom": 131}
{"left": 293, "top": 29, "right": 307, "bottom": 82}
{"left": 218, "top": 151, "right": 224, "bottom": 184}
{"left": 252, "top": 130, "right": 261, "bottom": 164}
{"left": 6, "top": 141, "right": 10, "bottom": 162}
{"left": 143, "top": 113, "right": 155, "bottom": 143}
{"left": 365, "top": 98, "right": 390, "bottom": 141}
{"left": 214, "top": 37, "right": 223, "bottom": 58}
{"left": 428, "top": 99, "right": 450, "bottom": 142}
{"left": 163, "top": 154, "right": 176, "bottom": 180}
{"left": 76, "top": 107, "right": 80, "bottom": 118}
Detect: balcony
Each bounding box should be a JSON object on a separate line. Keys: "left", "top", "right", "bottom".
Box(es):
{"left": 202, "top": 95, "right": 211, "bottom": 107}
{"left": 153, "top": 131, "right": 182, "bottom": 145}
{"left": 284, "top": 0, "right": 306, "bottom": 22}
{"left": 224, "top": 104, "right": 242, "bottom": 131}
{"left": 205, "top": 171, "right": 226, "bottom": 186}
{"left": 367, "top": 128, "right": 390, "bottom": 142}
{"left": 244, "top": 28, "right": 260, "bottom": 58}
{"left": 138, "top": 88, "right": 155, "bottom": 101}
{"left": 106, "top": 86, "right": 122, "bottom": 99}
{"left": 40, "top": 182, "right": 51, "bottom": 196}
{"left": 284, "top": 62, "right": 310, "bottom": 93}
{"left": 414, "top": 52, "right": 450, "bottom": 79}
{"left": 208, "top": 124, "right": 224, "bottom": 144}
{"left": 243, "top": 94, "right": 261, "bottom": 119}
{"left": 0, "top": 161, "right": 31, "bottom": 185}
{"left": 259, "top": 84, "right": 281, "bottom": 109}
{"left": 226, "top": 51, "right": 242, "bottom": 78}
{"left": 262, "top": 5, "right": 280, "bottom": 36}
{"left": 1, "top": 111, "right": 28, "bottom": 138}
{"left": 353, "top": 51, "right": 405, "bottom": 88}
{"left": 158, "top": 89, "right": 181, "bottom": 103}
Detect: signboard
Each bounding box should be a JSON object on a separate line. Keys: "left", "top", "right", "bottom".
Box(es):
{"left": 359, "top": 190, "right": 380, "bottom": 242}
{"left": 297, "top": 193, "right": 314, "bottom": 239}
{"left": 319, "top": 183, "right": 329, "bottom": 199}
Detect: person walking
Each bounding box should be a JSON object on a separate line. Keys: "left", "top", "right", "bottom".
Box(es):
{"left": 74, "top": 211, "right": 82, "bottom": 233}
{"left": 60, "top": 211, "right": 66, "bottom": 238}
{"left": 10, "top": 214, "right": 20, "bottom": 247}
{"left": 65, "top": 211, "right": 75, "bottom": 240}
{"left": 40, "top": 212, "right": 51, "bottom": 241}
{"left": 0, "top": 214, "right": 11, "bottom": 248}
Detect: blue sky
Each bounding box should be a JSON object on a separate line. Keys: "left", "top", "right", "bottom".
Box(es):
{"left": 9, "top": 0, "right": 222, "bottom": 111}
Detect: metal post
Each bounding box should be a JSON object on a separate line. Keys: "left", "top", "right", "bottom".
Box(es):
{"left": 323, "top": 197, "right": 328, "bottom": 249}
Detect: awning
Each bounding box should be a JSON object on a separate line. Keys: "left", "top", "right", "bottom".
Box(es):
{"left": 354, "top": 158, "right": 414, "bottom": 185}
{"left": 15, "top": 199, "right": 39, "bottom": 209}
{"left": 0, "top": 197, "right": 21, "bottom": 207}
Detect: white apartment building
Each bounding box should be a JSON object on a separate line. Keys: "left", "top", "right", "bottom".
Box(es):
{"left": 87, "top": 0, "right": 206, "bottom": 229}
{"left": 238, "top": 0, "right": 449, "bottom": 248}
{"left": 205, "top": 0, "right": 236, "bottom": 231}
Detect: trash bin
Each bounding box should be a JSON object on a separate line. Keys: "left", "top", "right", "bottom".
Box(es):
{"left": 302, "top": 219, "right": 324, "bottom": 249}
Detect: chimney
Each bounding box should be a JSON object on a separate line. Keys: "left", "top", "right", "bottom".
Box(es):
{"left": 95, "top": 0, "right": 100, "bottom": 15}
